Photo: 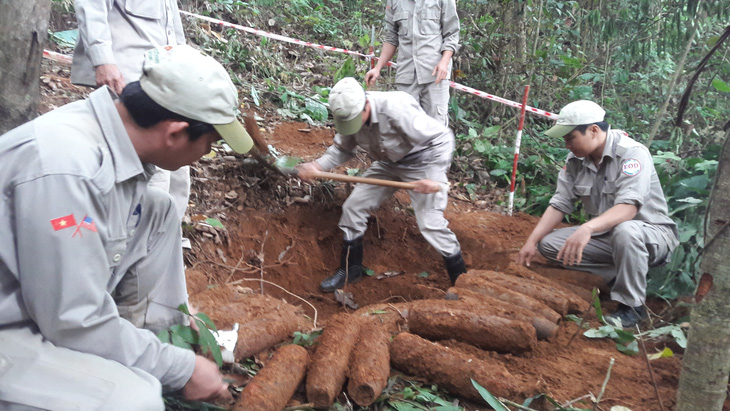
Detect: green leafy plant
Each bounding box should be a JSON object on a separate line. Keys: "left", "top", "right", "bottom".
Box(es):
{"left": 268, "top": 84, "right": 329, "bottom": 123}
{"left": 472, "top": 379, "right": 594, "bottom": 411}
{"left": 292, "top": 329, "right": 322, "bottom": 347}
{"left": 376, "top": 378, "right": 461, "bottom": 410}
{"left": 472, "top": 379, "right": 508, "bottom": 411}
{"left": 646, "top": 145, "right": 719, "bottom": 300}
{"left": 333, "top": 56, "right": 356, "bottom": 84}
{"left": 157, "top": 304, "right": 224, "bottom": 367}
{"left": 582, "top": 290, "right": 639, "bottom": 355}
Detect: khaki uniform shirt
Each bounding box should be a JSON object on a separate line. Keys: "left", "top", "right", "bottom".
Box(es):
{"left": 71, "top": 0, "right": 186, "bottom": 86}
{"left": 384, "top": 0, "right": 460, "bottom": 85}
{"left": 316, "top": 91, "right": 454, "bottom": 171}
{"left": 0, "top": 88, "right": 194, "bottom": 391}
{"left": 550, "top": 129, "right": 677, "bottom": 237}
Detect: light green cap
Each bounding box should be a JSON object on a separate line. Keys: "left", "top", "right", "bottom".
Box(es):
{"left": 140, "top": 45, "right": 254, "bottom": 153}
{"left": 329, "top": 77, "right": 366, "bottom": 136}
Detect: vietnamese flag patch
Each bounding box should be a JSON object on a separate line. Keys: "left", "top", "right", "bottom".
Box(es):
{"left": 50, "top": 214, "right": 77, "bottom": 231}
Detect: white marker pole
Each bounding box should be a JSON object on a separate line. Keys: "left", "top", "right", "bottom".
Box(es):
{"left": 508, "top": 85, "right": 530, "bottom": 216}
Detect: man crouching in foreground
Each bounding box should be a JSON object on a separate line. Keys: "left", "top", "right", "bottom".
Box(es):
{"left": 0, "top": 45, "right": 253, "bottom": 409}
{"left": 518, "top": 100, "right": 678, "bottom": 328}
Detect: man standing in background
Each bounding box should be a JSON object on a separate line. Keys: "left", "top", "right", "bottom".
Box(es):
{"left": 72, "top": 0, "right": 192, "bottom": 246}
{"left": 365, "top": 0, "right": 460, "bottom": 126}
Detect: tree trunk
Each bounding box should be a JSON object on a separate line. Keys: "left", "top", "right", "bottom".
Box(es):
{"left": 0, "top": 0, "right": 52, "bottom": 134}
{"left": 517, "top": 2, "right": 526, "bottom": 66}
{"left": 646, "top": 2, "right": 702, "bottom": 146}
{"left": 676, "top": 127, "right": 730, "bottom": 410}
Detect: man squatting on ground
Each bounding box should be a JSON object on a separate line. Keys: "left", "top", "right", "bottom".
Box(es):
{"left": 298, "top": 77, "right": 466, "bottom": 292}
{"left": 72, "top": 0, "right": 193, "bottom": 244}
{"left": 518, "top": 100, "right": 679, "bottom": 328}
{"left": 365, "top": 0, "right": 460, "bottom": 126}
{"left": 0, "top": 45, "right": 254, "bottom": 409}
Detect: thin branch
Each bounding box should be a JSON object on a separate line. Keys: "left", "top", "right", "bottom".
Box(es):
{"left": 594, "top": 357, "right": 615, "bottom": 408}
{"left": 636, "top": 324, "right": 666, "bottom": 411}
{"left": 562, "top": 393, "right": 596, "bottom": 408}
{"left": 499, "top": 398, "right": 537, "bottom": 411}
{"left": 224, "top": 247, "right": 247, "bottom": 284}
{"left": 567, "top": 301, "right": 594, "bottom": 347}
{"left": 531, "top": 0, "right": 544, "bottom": 56}
{"left": 238, "top": 278, "right": 318, "bottom": 329}
{"left": 387, "top": 303, "right": 407, "bottom": 319}
{"left": 646, "top": 10, "right": 700, "bottom": 146}
{"left": 699, "top": 219, "right": 730, "bottom": 257}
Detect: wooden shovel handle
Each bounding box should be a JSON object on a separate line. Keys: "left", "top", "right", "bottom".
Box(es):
{"left": 312, "top": 171, "right": 418, "bottom": 190}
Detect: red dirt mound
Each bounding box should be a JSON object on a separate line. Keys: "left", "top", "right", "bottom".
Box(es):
{"left": 183, "top": 120, "right": 684, "bottom": 410}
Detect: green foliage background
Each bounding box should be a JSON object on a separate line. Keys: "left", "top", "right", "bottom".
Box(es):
{"left": 183, "top": 0, "right": 728, "bottom": 300}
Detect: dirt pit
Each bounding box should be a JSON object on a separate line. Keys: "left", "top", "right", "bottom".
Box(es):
{"left": 182, "top": 120, "right": 685, "bottom": 410}
{"left": 33, "top": 62, "right": 685, "bottom": 409}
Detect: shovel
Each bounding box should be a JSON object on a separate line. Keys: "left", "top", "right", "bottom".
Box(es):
{"left": 242, "top": 112, "right": 439, "bottom": 192}
{"left": 293, "top": 169, "right": 422, "bottom": 190}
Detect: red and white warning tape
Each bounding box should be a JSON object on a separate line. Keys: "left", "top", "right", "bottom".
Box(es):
{"left": 180, "top": 10, "right": 374, "bottom": 60}
{"left": 43, "top": 49, "right": 73, "bottom": 64}
{"left": 178, "top": 10, "right": 557, "bottom": 119}
{"left": 42, "top": 10, "right": 558, "bottom": 119}
{"left": 449, "top": 82, "right": 556, "bottom": 119}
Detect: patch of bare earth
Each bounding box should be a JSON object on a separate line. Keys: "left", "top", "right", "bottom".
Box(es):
{"left": 39, "top": 63, "right": 683, "bottom": 410}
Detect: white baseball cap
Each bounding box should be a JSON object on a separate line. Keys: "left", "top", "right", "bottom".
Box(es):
{"left": 139, "top": 45, "right": 253, "bottom": 154}
{"left": 329, "top": 77, "right": 366, "bottom": 136}
{"left": 545, "top": 100, "right": 606, "bottom": 138}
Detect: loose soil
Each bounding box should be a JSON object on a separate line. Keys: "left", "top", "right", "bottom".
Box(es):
{"left": 185, "top": 119, "right": 684, "bottom": 410}
{"left": 37, "top": 59, "right": 687, "bottom": 410}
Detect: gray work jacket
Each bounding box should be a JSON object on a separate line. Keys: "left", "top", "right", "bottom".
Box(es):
{"left": 316, "top": 91, "right": 454, "bottom": 171}
{"left": 384, "top": 0, "right": 460, "bottom": 85}
{"left": 550, "top": 129, "right": 678, "bottom": 237}
{"left": 71, "top": 0, "right": 186, "bottom": 86}
{"left": 0, "top": 87, "right": 195, "bottom": 391}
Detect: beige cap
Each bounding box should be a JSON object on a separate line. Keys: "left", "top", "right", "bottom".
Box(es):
{"left": 329, "top": 77, "right": 366, "bottom": 136}
{"left": 139, "top": 45, "right": 253, "bottom": 154}
{"left": 545, "top": 100, "right": 606, "bottom": 138}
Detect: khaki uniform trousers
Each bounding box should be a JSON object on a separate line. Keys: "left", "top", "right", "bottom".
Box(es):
{"left": 0, "top": 325, "right": 164, "bottom": 411}
{"left": 398, "top": 80, "right": 450, "bottom": 126}
{"left": 0, "top": 188, "right": 188, "bottom": 410}
{"left": 537, "top": 220, "right": 677, "bottom": 307}
{"left": 339, "top": 155, "right": 461, "bottom": 258}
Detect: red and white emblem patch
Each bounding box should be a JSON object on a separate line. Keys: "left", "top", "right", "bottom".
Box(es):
{"left": 622, "top": 158, "right": 641, "bottom": 176}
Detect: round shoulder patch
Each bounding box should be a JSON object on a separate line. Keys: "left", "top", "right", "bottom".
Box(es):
{"left": 622, "top": 158, "right": 642, "bottom": 176}
{"left": 412, "top": 114, "right": 433, "bottom": 133}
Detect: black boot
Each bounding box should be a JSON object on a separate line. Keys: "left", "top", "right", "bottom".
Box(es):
{"left": 443, "top": 251, "right": 466, "bottom": 285}
{"left": 320, "top": 237, "right": 364, "bottom": 292}
{"left": 605, "top": 303, "right": 647, "bottom": 328}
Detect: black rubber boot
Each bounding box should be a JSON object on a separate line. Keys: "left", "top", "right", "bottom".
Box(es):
{"left": 605, "top": 303, "right": 647, "bottom": 328}
{"left": 320, "top": 237, "right": 364, "bottom": 292}
{"left": 443, "top": 251, "right": 466, "bottom": 285}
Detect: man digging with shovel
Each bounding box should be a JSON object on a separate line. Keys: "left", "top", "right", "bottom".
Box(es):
{"left": 298, "top": 77, "right": 466, "bottom": 293}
